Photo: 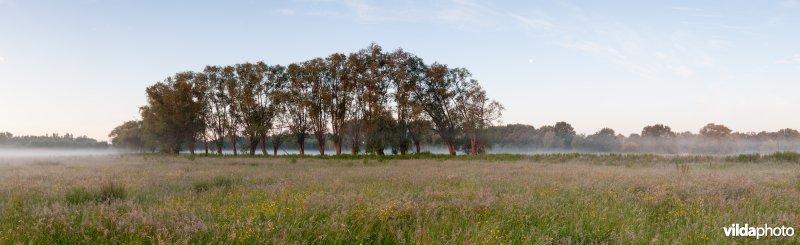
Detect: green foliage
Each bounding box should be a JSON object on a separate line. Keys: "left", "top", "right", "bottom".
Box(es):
{"left": 108, "top": 120, "right": 150, "bottom": 151}
{"left": 140, "top": 72, "right": 206, "bottom": 154}
{"left": 769, "top": 151, "right": 800, "bottom": 162}
{"left": 726, "top": 152, "right": 800, "bottom": 163}
{"left": 729, "top": 153, "right": 761, "bottom": 163}
{"left": 486, "top": 124, "right": 537, "bottom": 147}
{"left": 416, "top": 63, "right": 466, "bottom": 155}
{"left": 699, "top": 123, "right": 732, "bottom": 139}
{"left": 642, "top": 124, "right": 675, "bottom": 138}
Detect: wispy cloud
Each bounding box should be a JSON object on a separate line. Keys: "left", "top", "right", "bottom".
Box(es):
{"left": 666, "top": 6, "right": 723, "bottom": 18}
{"left": 299, "top": 0, "right": 553, "bottom": 31}
{"left": 508, "top": 13, "right": 554, "bottom": 30}
{"left": 775, "top": 54, "right": 800, "bottom": 64}
{"left": 272, "top": 8, "right": 296, "bottom": 16}
{"left": 525, "top": 2, "right": 740, "bottom": 81}
{"left": 679, "top": 21, "right": 741, "bottom": 30}
{"left": 434, "top": 0, "right": 502, "bottom": 29}
{"left": 666, "top": 6, "right": 704, "bottom": 12}
{"left": 436, "top": 0, "right": 558, "bottom": 32}
{"left": 564, "top": 40, "right": 660, "bottom": 80}
{"left": 293, "top": 0, "right": 730, "bottom": 81}
{"left": 303, "top": 0, "right": 505, "bottom": 28}
{"left": 780, "top": 0, "right": 799, "bottom": 8}
{"left": 302, "top": 0, "right": 431, "bottom": 23}
{"left": 340, "top": 0, "right": 371, "bottom": 19}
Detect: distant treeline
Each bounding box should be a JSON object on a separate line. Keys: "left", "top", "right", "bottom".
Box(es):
{"left": 0, "top": 132, "right": 109, "bottom": 149}
{"left": 111, "top": 43, "right": 503, "bottom": 155}
{"left": 488, "top": 122, "right": 800, "bottom": 154}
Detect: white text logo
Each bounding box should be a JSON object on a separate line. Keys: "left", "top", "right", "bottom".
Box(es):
{"left": 723, "top": 224, "right": 794, "bottom": 239}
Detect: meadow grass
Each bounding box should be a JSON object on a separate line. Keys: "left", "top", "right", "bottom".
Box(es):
{"left": 0, "top": 154, "right": 799, "bottom": 243}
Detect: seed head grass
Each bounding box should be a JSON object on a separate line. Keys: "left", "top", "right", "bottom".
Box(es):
{"left": 0, "top": 154, "right": 799, "bottom": 243}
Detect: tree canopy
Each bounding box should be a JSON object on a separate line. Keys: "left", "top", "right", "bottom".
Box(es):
{"left": 115, "top": 43, "right": 504, "bottom": 155}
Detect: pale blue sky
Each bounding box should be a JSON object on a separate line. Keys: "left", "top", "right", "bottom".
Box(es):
{"left": 1, "top": 0, "right": 799, "bottom": 141}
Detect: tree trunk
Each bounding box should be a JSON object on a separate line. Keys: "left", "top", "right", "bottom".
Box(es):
{"left": 414, "top": 141, "right": 421, "bottom": 154}
{"left": 231, "top": 134, "right": 237, "bottom": 156}
{"left": 335, "top": 138, "right": 342, "bottom": 155}
{"left": 298, "top": 137, "right": 305, "bottom": 156}
{"left": 260, "top": 134, "right": 267, "bottom": 156}
{"left": 249, "top": 135, "right": 257, "bottom": 156}
{"left": 273, "top": 144, "right": 279, "bottom": 156}
{"left": 216, "top": 140, "right": 223, "bottom": 155}
{"left": 470, "top": 136, "right": 478, "bottom": 155}
{"left": 204, "top": 140, "right": 209, "bottom": 154}
{"left": 316, "top": 134, "right": 325, "bottom": 156}
{"left": 446, "top": 141, "right": 456, "bottom": 155}
{"left": 189, "top": 139, "right": 195, "bottom": 155}
{"left": 376, "top": 148, "right": 385, "bottom": 155}
{"left": 351, "top": 141, "right": 359, "bottom": 155}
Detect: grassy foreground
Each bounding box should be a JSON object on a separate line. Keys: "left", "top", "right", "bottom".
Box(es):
{"left": 1, "top": 154, "right": 799, "bottom": 243}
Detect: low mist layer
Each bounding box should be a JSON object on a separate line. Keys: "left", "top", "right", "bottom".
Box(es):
{"left": 0, "top": 148, "right": 123, "bottom": 158}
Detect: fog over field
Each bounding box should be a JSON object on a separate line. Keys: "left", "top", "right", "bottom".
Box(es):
{"left": 0, "top": 148, "right": 125, "bottom": 159}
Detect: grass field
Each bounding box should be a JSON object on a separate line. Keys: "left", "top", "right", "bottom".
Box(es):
{"left": 1, "top": 154, "right": 799, "bottom": 243}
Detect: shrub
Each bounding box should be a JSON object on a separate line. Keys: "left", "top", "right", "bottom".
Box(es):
{"left": 193, "top": 181, "right": 211, "bottom": 193}
{"left": 729, "top": 153, "right": 760, "bottom": 163}
{"left": 767, "top": 152, "right": 800, "bottom": 163}
{"left": 65, "top": 182, "right": 127, "bottom": 204}
{"left": 65, "top": 188, "right": 96, "bottom": 205}
{"left": 97, "top": 182, "right": 128, "bottom": 203}
{"left": 193, "top": 176, "right": 235, "bottom": 193}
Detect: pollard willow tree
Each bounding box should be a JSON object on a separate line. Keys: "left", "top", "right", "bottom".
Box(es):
{"left": 285, "top": 63, "right": 312, "bottom": 156}
{"left": 221, "top": 66, "right": 242, "bottom": 155}
{"left": 345, "top": 52, "right": 368, "bottom": 155}
{"left": 306, "top": 58, "right": 331, "bottom": 156}
{"left": 358, "top": 44, "right": 394, "bottom": 155}
{"left": 416, "top": 63, "right": 467, "bottom": 155}
{"left": 140, "top": 72, "right": 206, "bottom": 154}
{"left": 232, "top": 62, "right": 265, "bottom": 155}
{"left": 259, "top": 63, "right": 286, "bottom": 155}
{"left": 231, "top": 62, "right": 281, "bottom": 155}
{"left": 324, "top": 53, "right": 353, "bottom": 155}
{"left": 455, "top": 79, "right": 504, "bottom": 155}
{"left": 191, "top": 71, "right": 211, "bottom": 154}
{"left": 386, "top": 49, "right": 426, "bottom": 154}
{"left": 267, "top": 65, "right": 290, "bottom": 156}
{"left": 198, "top": 66, "right": 230, "bottom": 154}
